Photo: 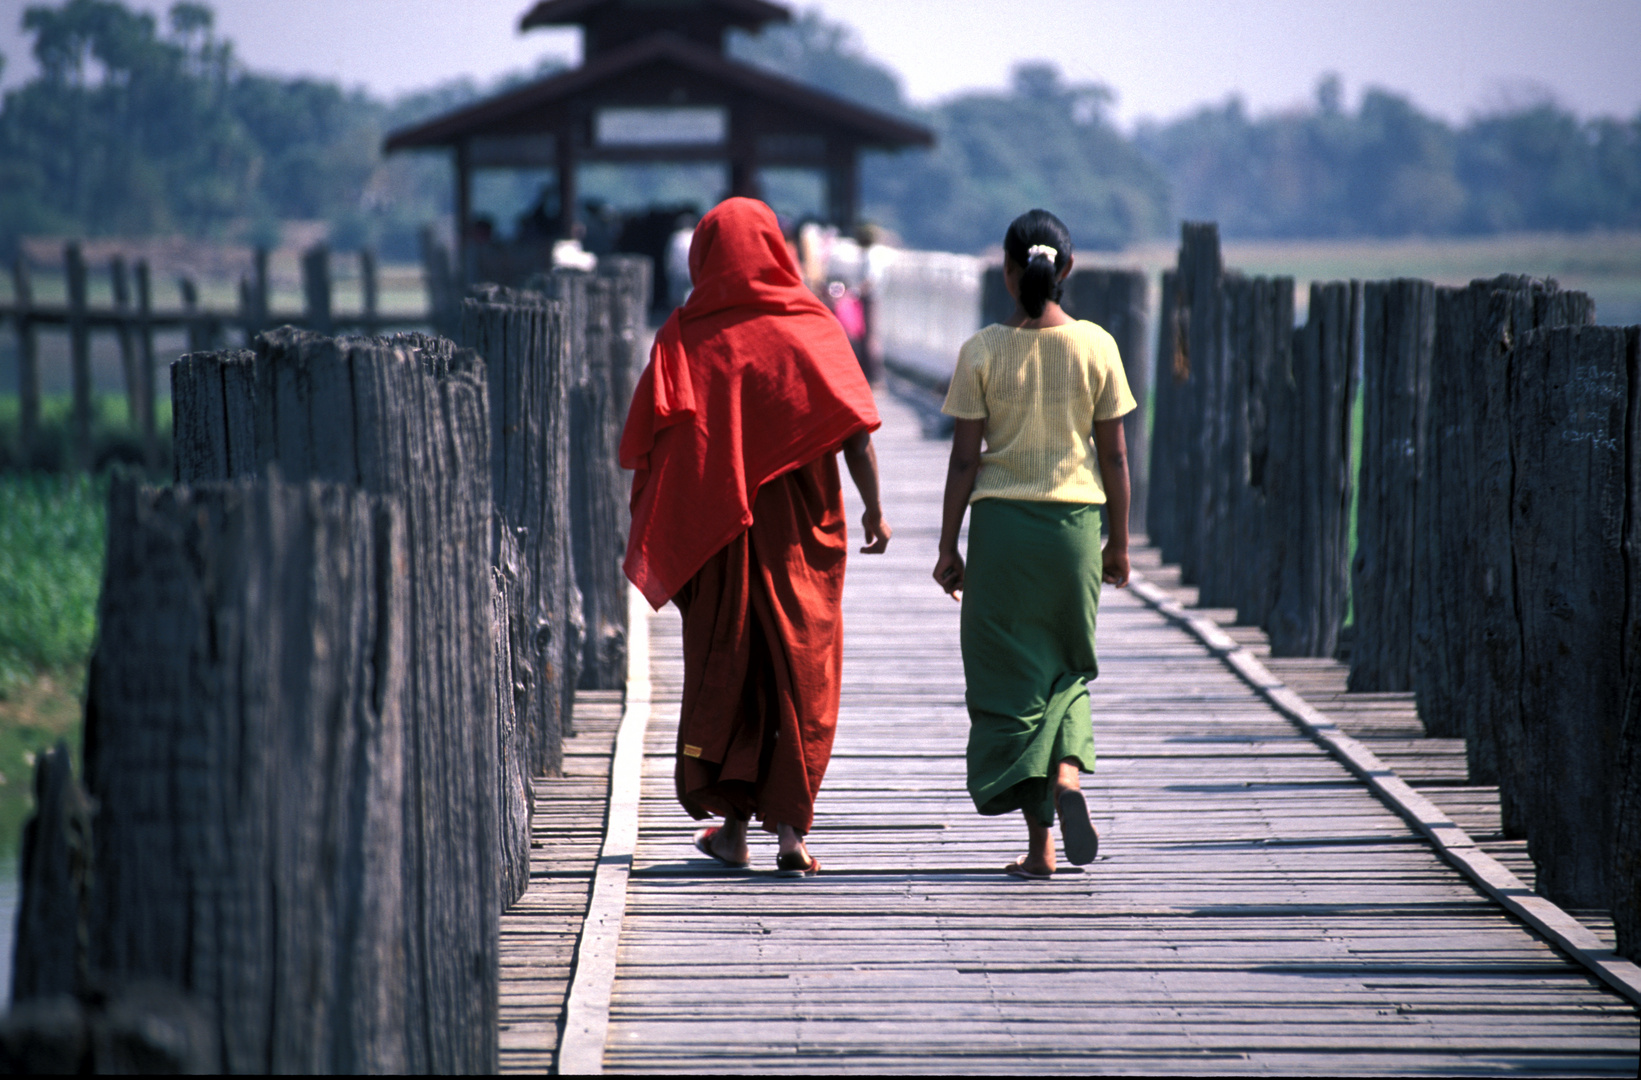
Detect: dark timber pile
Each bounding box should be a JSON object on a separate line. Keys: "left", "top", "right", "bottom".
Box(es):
{"left": 11, "top": 477, "right": 412, "bottom": 1072}
{"left": 1063, "top": 269, "right": 1150, "bottom": 536}
{"left": 170, "top": 328, "right": 500, "bottom": 1072}
{"left": 462, "top": 286, "right": 578, "bottom": 775}
{"left": 1351, "top": 279, "right": 1436, "bottom": 693}
{"left": 1147, "top": 223, "right": 1354, "bottom": 657}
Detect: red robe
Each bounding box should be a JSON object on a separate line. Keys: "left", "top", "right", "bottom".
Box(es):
{"left": 619, "top": 198, "right": 879, "bottom": 832}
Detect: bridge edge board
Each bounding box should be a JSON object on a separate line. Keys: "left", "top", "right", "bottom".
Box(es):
{"left": 1127, "top": 570, "right": 1641, "bottom": 1009}
{"left": 555, "top": 585, "right": 654, "bottom": 1075}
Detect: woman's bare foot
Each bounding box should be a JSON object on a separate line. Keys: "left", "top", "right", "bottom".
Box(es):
{"left": 704, "top": 817, "right": 750, "bottom": 865}
{"left": 1054, "top": 758, "right": 1081, "bottom": 796}
{"left": 775, "top": 823, "right": 812, "bottom": 865}
{"left": 1015, "top": 809, "right": 1056, "bottom": 877}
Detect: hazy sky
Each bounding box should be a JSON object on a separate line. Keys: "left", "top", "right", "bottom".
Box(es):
{"left": 1, "top": 0, "right": 1638, "bottom": 127}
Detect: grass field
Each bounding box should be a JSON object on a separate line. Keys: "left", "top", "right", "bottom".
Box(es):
{"left": 0, "top": 473, "right": 105, "bottom": 862}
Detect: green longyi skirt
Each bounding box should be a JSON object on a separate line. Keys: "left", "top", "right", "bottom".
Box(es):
{"left": 961, "top": 497, "right": 1102, "bottom": 825}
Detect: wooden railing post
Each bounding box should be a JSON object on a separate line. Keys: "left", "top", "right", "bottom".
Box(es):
{"left": 133, "top": 260, "right": 157, "bottom": 468}
{"left": 11, "top": 254, "right": 40, "bottom": 465}
{"left": 66, "top": 243, "right": 92, "bottom": 470}
{"left": 361, "top": 247, "right": 380, "bottom": 337}
{"left": 420, "top": 227, "right": 457, "bottom": 338}
{"left": 110, "top": 257, "right": 142, "bottom": 434}
{"left": 301, "top": 245, "right": 332, "bottom": 335}
{"left": 253, "top": 245, "right": 270, "bottom": 331}
{"left": 179, "top": 276, "right": 202, "bottom": 352}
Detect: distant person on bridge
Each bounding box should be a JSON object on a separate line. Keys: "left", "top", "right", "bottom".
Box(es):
{"left": 620, "top": 197, "right": 892, "bottom": 877}
{"left": 933, "top": 209, "right": 1134, "bottom": 880}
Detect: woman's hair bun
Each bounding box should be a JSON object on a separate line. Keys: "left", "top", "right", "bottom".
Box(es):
{"left": 1004, "top": 211, "right": 1072, "bottom": 320}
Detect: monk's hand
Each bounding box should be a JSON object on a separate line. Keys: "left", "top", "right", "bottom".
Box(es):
{"left": 1101, "top": 542, "right": 1130, "bottom": 588}
{"left": 933, "top": 549, "right": 964, "bottom": 600}
{"left": 860, "top": 508, "right": 891, "bottom": 554}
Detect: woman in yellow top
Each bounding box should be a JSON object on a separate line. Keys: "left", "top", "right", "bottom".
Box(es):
{"left": 933, "top": 209, "right": 1135, "bottom": 880}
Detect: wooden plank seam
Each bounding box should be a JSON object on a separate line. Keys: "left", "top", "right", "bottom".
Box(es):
{"left": 1128, "top": 571, "right": 1641, "bottom": 1008}
{"left": 556, "top": 584, "right": 652, "bottom": 1074}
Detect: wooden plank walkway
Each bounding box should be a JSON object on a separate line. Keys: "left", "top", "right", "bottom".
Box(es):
{"left": 504, "top": 390, "right": 1640, "bottom": 1074}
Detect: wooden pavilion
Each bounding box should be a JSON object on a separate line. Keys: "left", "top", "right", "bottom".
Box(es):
{"left": 384, "top": 0, "right": 933, "bottom": 279}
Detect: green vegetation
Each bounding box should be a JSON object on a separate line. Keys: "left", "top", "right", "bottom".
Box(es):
{"left": 0, "top": 392, "right": 174, "bottom": 474}
{"left": 0, "top": 471, "right": 104, "bottom": 859}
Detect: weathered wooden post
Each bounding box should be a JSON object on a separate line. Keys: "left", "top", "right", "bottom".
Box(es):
{"left": 1220, "top": 273, "right": 1294, "bottom": 630}
{"left": 133, "top": 261, "right": 158, "bottom": 469}
{"left": 1351, "top": 280, "right": 1435, "bottom": 692}
{"left": 66, "top": 243, "right": 93, "bottom": 471}
{"left": 362, "top": 247, "right": 381, "bottom": 336}
{"left": 1065, "top": 269, "right": 1149, "bottom": 536}
{"left": 598, "top": 253, "right": 653, "bottom": 420}
{"left": 1146, "top": 269, "right": 1178, "bottom": 554}
{"left": 1414, "top": 277, "right": 1594, "bottom": 820}
{"left": 461, "top": 284, "right": 577, "bottom": 773}
{"left": 1262, "top": 281, "right": 1357, "bottom": 657}
{"left": 110, "top": 257, "right": 141, "bottom": 432}
{"left": 1622, "top": 363, "right": 1641, "bottom": 960}
{"left": 1172, "top": 223, "right": 1224, "bottom": 587}
{"left": 570, "top": 275, "right": 631, "bottom": 690}
{"left": 492, "top": 524, "right": 534, "bottom": 906}
{"left": 10, "top": 742, "right": 91, "bottom": 1002}
{"left": 301, "top": 245, "right": 333, "bottom": 335}
{"left": 10, "top": 255, "right": 40, "bottom": 465}
{"left": 1510, "top": 323, "right": 1632, "bottom": 913}
{"left": 173, "top": 330, "right": 500, "bottom": 1073}
{"left": 78, "top": 476, "right": 410, "bottom": 1072}
{"left": 531, "top": 270, "right": 600, "bottom": 728}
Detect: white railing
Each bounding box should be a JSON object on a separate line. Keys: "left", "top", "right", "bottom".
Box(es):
{"left": 867, "top": 247, "right": 983, "bottom": 387}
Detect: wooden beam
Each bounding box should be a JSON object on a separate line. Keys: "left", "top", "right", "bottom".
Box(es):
{"left": 557, "top": 585, "right": 653, "bottom": 1074}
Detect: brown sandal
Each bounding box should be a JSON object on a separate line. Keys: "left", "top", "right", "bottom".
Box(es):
{"left": 775, "top": 850, "right": 820, "bottom": 877}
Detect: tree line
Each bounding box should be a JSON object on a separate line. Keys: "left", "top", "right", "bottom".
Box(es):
{"left": 1, "top": 0, "right": 1638, "bottom": 260}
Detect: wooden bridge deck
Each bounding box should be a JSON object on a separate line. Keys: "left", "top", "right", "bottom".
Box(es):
{"left": 502, "top": 391, "right": 1640, "bottom": 1075}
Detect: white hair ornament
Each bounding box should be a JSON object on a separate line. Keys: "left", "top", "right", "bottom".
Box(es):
{"left": 1026, "top": 244, "right": 1059, "bottom": 263}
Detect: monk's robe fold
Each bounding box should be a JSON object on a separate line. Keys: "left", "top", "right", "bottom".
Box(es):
{"left": 620, "top": 197, "right": 880, "bottom": 610}
{"left": 672, "top": 455, "right": 846, "bottom": 833}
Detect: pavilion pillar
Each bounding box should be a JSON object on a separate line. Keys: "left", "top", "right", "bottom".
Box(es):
{"left": 826, "top": 144, "right": 859, "bottom": 229}
{"left": 558, "top": 130, "right": 579, "bottom": 241}
{"left": 729, "top": 103, "right": 762, "bottom": 200}
{"left": 455, "top": 139, "right": 473, "bottom": 284}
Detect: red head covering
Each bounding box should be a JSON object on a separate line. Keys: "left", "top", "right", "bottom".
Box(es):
{"left": 620, "top": 198, "right": 880, "bottom": 608}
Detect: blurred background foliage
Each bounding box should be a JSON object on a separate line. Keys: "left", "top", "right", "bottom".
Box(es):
{"left": 0, "top": 1, "right": 1637, "bottom": 259}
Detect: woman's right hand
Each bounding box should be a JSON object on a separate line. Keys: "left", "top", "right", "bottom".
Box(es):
{"left": 933, "top": 550, "right": 965, "bottom": 600}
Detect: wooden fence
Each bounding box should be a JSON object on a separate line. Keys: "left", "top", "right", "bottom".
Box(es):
{"left": 1147, "top": 221, "right": 1641, "bottom": 962}
{"left": 1, "top": 239, "right": 435, "bottom": 470}
{"left": 6, "top": 259, "right": 649, "bottom": 1073}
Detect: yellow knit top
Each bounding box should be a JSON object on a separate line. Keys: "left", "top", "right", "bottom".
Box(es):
{"left": 941, "top": 320, "right": 1136, "bottom": 505}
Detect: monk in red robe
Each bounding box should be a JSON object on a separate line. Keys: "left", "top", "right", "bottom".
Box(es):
{"left": 620, "top": 198, "right": 890, "bottom": 875}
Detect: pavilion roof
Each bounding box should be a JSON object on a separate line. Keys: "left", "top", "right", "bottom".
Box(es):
{"left": 518, "top": 0, "right": 790, "bottom": 34}
{"left": 383, "top": 32, "right": 933, "bottom": 154}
